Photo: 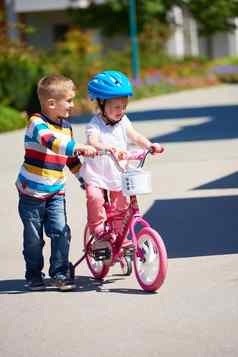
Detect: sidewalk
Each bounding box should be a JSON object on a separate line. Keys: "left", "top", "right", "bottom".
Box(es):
{"left": 0, "top": 84, "right": 238, "bottom": 357}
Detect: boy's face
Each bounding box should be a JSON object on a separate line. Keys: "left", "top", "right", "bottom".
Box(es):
{"left": 104, "top": 97, "right": 128, "bottom": 123}
{"left": 47, "top": 89, "right": 75, "bottom": 120}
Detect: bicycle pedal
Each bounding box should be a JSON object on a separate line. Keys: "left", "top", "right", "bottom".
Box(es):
{"left": 93, "top": 247, "right": 111, "bottom": 261}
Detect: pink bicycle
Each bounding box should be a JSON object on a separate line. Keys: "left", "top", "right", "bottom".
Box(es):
{"left": 72, "top": 148, "right": 168, "bottom": 292}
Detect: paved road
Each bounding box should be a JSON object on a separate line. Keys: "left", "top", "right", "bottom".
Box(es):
{"left": 0, "top": 84, "right": 237, "bottom": 357}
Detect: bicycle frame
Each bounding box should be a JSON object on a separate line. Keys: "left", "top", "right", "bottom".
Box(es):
{"left": 103, "top": 193, "right": 150, "bottom": 264}
{"left": 74, "top": 148, "right": 155, "bottom": 269}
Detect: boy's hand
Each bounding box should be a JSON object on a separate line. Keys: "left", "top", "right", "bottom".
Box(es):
{"left": 150, "top": 143, "right": 164, "bottom": 155}
{"left": 75, "top": 145, "right": 97, "bottom": 157}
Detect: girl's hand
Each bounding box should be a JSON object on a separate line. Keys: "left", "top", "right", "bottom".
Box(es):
{"left": 110, "top": 147, "right": 128, "bottom": 160}
{"left": 150, "top": 143, "right": 164, "bottom": 155}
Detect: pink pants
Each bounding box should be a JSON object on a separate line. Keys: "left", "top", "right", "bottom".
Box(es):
{"left": 85, "top": 184, "right": 129, "bottom": 236}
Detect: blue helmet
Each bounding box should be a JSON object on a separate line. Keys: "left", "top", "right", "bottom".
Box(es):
{"left": 88, "top": 70, "right": 133, "bottom": 100}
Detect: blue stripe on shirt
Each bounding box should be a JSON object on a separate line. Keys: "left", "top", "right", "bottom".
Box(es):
{"left": 32, "top": 123, "right": 49, "bottom": 141}
{"left": 19, "top": 174, "right": 64, "bottom": 193}
{"left": 65, "top": 140, "right": 75, "bottom": 157}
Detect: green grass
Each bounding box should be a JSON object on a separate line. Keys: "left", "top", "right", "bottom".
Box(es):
{"left": 0, "top": 105, "right": 26, "bottom": 133}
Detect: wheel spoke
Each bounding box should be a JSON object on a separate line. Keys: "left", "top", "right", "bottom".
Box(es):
{"left": 136, "top": 237, "right": 160, "bottom": 283}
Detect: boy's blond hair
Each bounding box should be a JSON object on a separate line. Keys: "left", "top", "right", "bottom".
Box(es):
{"left": 37, "top": 75, "right": 75, "bottom": 104}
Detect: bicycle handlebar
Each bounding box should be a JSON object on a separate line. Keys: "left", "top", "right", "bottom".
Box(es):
{"left": 95, "top": 146, "right": 164, "bottom": 172}
{"left": 76, "top": 146, "right": 164, "bottom": 172}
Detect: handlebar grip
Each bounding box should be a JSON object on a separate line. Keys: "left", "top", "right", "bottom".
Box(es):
{"left": 149, "top": 146, "right": 165, "bottom": 154}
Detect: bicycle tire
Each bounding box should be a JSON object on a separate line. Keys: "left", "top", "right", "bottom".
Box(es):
{"left": 84, "top": 225, "right": 110, "bottom": 279}
{"left": 119, "top": 256, "right": 132, "bottom": 276}
{"left": 134, "top": 227, "right": 167, "bottom": 292}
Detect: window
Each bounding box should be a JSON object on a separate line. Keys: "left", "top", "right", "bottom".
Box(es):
{"left": 53, "top": 24, "right": 69, "bottom": 42}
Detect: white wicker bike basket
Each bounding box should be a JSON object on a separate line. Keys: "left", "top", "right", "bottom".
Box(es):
{"left": 121, "top": 168, "right": 152, "bottom": 196}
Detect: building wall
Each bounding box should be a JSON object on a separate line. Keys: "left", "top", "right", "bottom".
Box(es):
{"left": 228, "top": 19, "right": 238, "bottom": 56}
{"left": 15, "top": 0, "right": 90, "bottom": 13}
{"left": 166, "top": 6, "right": 185, "bottom": 58}
{"left": 183, "top": 9, "right": 199, "bottom": 57}
{"left": 199, "top": 30, "right": 238, "bottom": 59}
{"left": 24, "top": 11, "right": 71, "bottom": 49}
{"left": 165, "top": 6, "right": 238, "bottom": 59}
{"left": 212, "top": 32, "right": 230, "bottom": 58}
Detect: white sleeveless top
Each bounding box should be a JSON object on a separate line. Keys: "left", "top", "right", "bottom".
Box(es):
{"left": 80, "top": 113, "right": 132, "bottom": 191}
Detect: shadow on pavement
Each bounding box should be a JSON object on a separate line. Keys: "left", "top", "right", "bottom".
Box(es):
{"left": 0, "top": 276, "right": 145, "bottom": 295}
{"left": 0, "top": 276, "right": 106, "bottom": 294}
{"left": 194, "top": 171, "right": 238, "bottom": 190}
{"left": 74, "top": 275, "right": 125, "bottom": 292}
{"left": 0, "top": 279, "right": 30, "bottom": 294}
{"left": 97, "top": 287, "right": 154, "bottom": 295}
{"left": 73, "top": 104, "right": 238, "bottom": 142}
{"left": 144, "top": 194, "right": 238, "bottom": 259}
{"left": 132, "top": 105, "right": 238, "bottom": 143}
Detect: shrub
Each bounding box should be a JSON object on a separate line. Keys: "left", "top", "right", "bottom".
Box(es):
{"left": 102, "top": 48, "right": 131, "bottom": 75}
{"left": 132, "top": 79, "right": 177, "bottom": 100}
{"left": 50, "top": 27, "right": 102, "bottom": 103}
{"left": 0, "top": 41, "right": 46, "bottom": 113}
{"left": 0, "top": 105, "right": 26, "bottom": 133}
{"left": 139, "top": 20, "right": 171, "bottom": 70}
{"left": 210, "top": 63, "right": 238, "bottom": 83}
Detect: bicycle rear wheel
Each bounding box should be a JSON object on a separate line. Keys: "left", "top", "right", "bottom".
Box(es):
{"left": 84, "top": 225, "right": 110, "bottom": 279}
{"left": 134, "top": 227, "right": 167, "bottom": 292}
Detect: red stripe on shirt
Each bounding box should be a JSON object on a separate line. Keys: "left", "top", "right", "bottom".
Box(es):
{"left": 25, "top": 149, "right": 67, "bottom": 164}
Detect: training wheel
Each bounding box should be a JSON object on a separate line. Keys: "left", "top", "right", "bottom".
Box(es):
{"left": 120, "top": 256, "right": 132, "bottom": 276}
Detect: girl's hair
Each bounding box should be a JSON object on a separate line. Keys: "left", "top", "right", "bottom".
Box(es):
{"left": 96, "top": 99, "right": 106, "bottom": 116}
{"left": 37, "top": 75, "right": 75, "bottom": 104}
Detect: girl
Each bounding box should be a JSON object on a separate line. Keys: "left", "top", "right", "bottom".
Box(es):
{"left": 80, "top": 70, "right": 163, "bottom": 252}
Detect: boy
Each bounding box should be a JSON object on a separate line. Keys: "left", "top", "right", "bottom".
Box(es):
{"left": 16, "top": 75, "right": 96, "bottom": 291}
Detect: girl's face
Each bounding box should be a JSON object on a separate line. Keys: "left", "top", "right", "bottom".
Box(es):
{"left": 104, "top": 97, "right": 128, "bottom": 122}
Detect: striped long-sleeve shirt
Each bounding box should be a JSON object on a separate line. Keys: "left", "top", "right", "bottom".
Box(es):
{"left": 16, "top": 113, "right": 82, "bottom": 199}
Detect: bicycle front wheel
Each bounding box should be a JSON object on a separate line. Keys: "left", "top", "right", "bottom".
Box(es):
{"left": 84, "top": 225, "right": 110, "bottom": 279}
{"left": 134, "top": 227, "right": 167, "bottom": 292}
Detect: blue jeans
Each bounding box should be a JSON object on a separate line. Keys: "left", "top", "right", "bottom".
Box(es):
{"left": 18, "top": 194, "right": 71, "bottom": 280}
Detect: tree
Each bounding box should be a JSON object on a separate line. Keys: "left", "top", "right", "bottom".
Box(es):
{"left": 179, "top": 0, "right": 238, "bottom": 36}
{"left": 74, "top": 0, "right": 238, "bottom": 37}
{"left": 68, "top": 0, "right": 171, "bottom": 36}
